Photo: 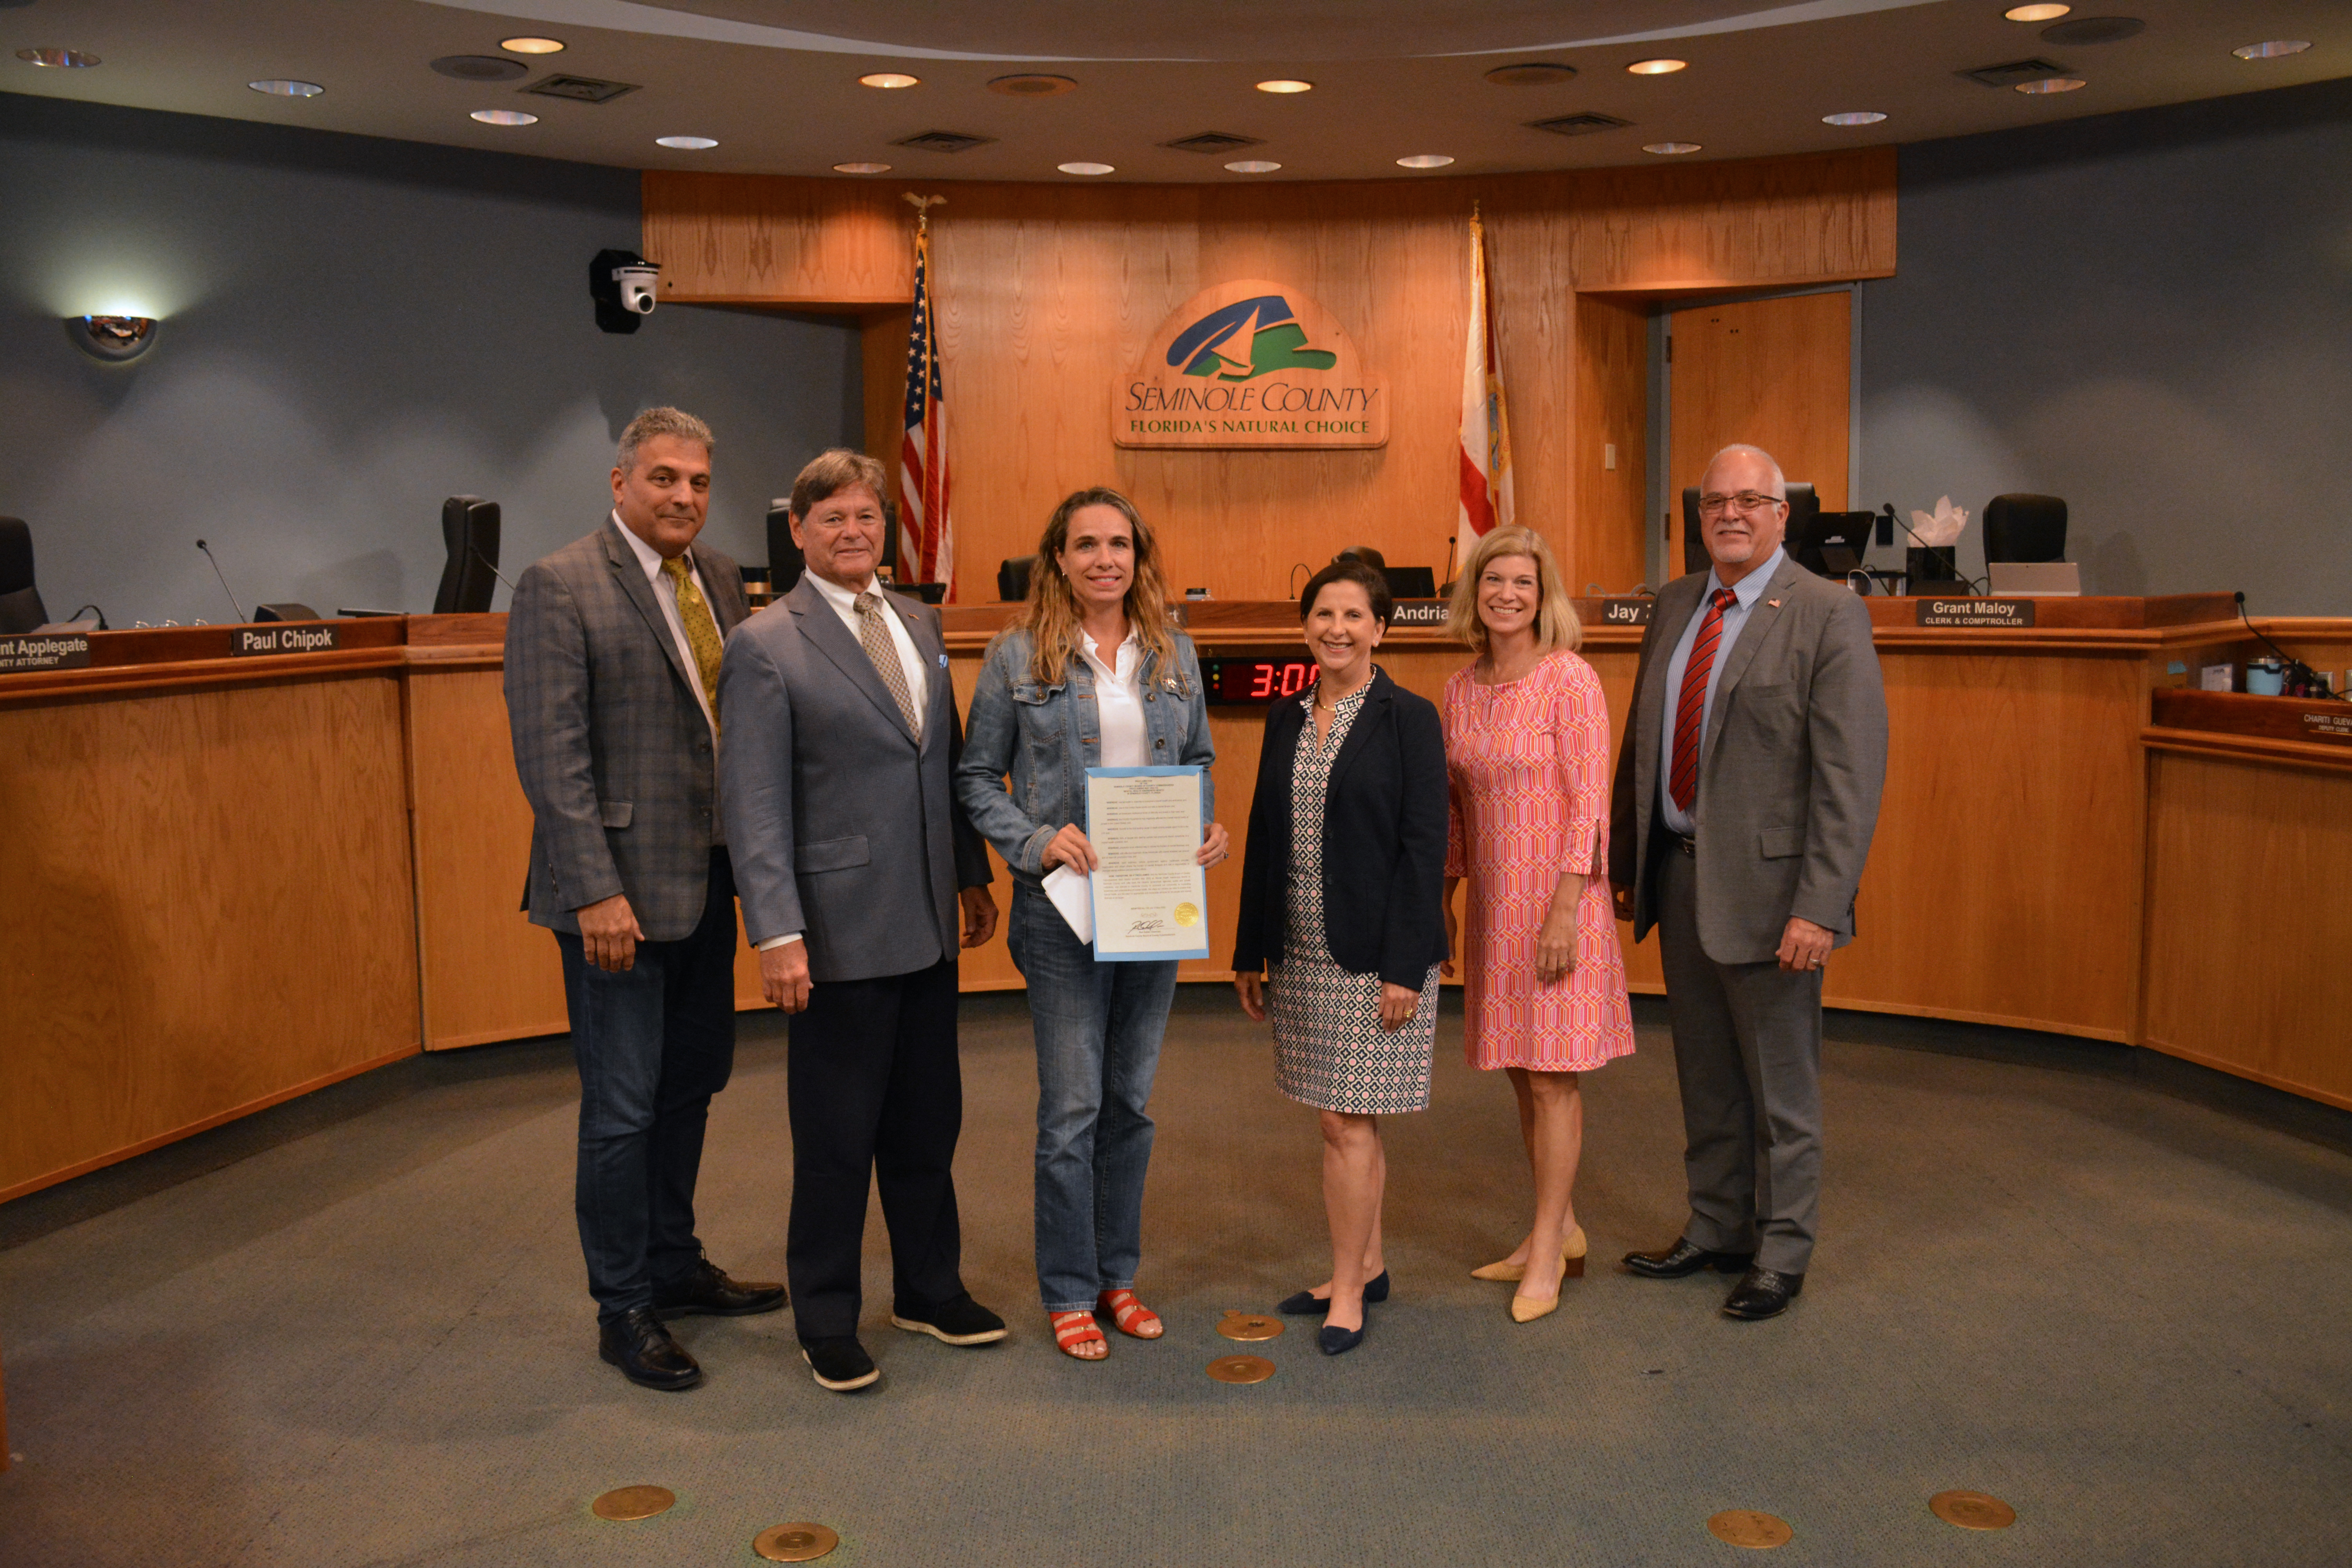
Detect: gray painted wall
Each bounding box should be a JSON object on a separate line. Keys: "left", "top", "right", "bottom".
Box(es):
{"left": 0, "top": 93, "right": 859, "bottom": 626}
{"left": 1858, "top": 78, "right": 2352, "bottom": 615}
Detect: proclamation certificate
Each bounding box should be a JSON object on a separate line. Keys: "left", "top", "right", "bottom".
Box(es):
{"left": 1085, "top": 766, "right": 1210, "bottom": 962}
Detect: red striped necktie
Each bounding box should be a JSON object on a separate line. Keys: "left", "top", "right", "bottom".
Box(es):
{"left": 1669, "top": 588, "right": 1740, "bottom": 814}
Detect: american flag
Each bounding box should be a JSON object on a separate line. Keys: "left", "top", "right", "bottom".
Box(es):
{"left": 898, "top": 221, "right": 952, "bottom": 597}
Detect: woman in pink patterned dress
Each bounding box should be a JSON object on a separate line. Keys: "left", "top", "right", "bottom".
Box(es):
{"left": 1440, "top": 525, "right": 1636, "bottom": 1323}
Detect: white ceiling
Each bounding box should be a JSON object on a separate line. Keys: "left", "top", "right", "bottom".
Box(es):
{"left": 1, "top": 0, "right": 2343, "bottom": 181}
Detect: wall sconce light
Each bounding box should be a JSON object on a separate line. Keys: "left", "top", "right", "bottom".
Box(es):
{"left": 67, "top": 315, "right": 158, "bottom": 362}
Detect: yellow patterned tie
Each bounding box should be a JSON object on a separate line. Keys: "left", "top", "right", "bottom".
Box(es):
{"left": 659, "top": 555, "right": 725, "bottom": 735}
{"left": 855, "top": 591, "right": 923, "bottom": 740}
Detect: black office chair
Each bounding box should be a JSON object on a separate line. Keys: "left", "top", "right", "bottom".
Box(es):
{"left": 766, "top": 504, "right": 805, "bottom": 595}
{"left": 1683, "top": 483, "right": 1816, "bottom": 576}
{"left": 1984, "top": 494, "right": 2067, "bottom": 563}
{"left": 434, "top": 497, "right": 501, "bottom": 614}
{"left": 998, "top": 555, "right": 1038, "bottom": 603}
{"left": 0, "top": 517, "right": 48, "bottom": 633}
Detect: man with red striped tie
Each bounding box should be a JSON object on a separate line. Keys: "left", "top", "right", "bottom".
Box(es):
{"left": 1607, "top": 443, "right": 1887, "bottom": 1321}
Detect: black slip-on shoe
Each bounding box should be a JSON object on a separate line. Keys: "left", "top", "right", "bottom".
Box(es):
{"left": 890, "top": 1292, "right": 1009, "bottom": 1346}
{"left": 1278, "top": 1269, "right": 1390, "bottom": 1315}
{"left": 1318, "top": 1320, "right": 1367, "bottom": 1356}
{"left": 801, "top": 1336, "right": 880, "bottom": 1391}
{"left": 1721, "top": 1266, "right": 1804, "bottom": 1321}
{"left": 1621, "top": 1238, "right": 1756, "bottom": 1279}
{"left": 599, "top": 1308, "right": 704, "bottom": 1392}
{"left": 652, "top": 1258, "right": 788, "bottom": 1319}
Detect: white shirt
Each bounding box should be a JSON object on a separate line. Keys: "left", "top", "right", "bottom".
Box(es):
{"left": 1657, "top": 545, "right": 1785, "bottom": 836}
{"left": 1080, "top": 628, "right": 1147, "bottom": 769}
{"left": 610, "top": 512, "right": 719, "bottom": 742}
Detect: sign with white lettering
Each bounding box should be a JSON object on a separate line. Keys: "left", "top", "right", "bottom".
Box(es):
{"left": 1600, "top": 597, "right": 1655, "bottom": 628}
{"left": 232, "top": 624, "right": 341, "bottom": 657}
{"left": 2302, "top": 710, "right": 2352, "bottom": 744}
{"left": 1387, "top": 598, "right": 1449, "bottom": 628}
{"left": 1116, "top": 279, "right": 1388, "bottom": 450}
{"left": 0, "top": 632, "right": 92, "bottom": 671}
{"left": 1914, "top": 598, "right": 2035, "bottom": 630}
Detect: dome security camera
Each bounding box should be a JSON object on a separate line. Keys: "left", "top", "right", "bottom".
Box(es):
{"left": 589, "top": 248, "right": 661, "bottom": 334}
{"left": 613, "top": 261, "right": 660, "bottom": 314}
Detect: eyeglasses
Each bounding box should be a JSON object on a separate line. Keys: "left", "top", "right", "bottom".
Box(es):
{"left": 1697, "top": 490, "right": 1785, "bottom": 518}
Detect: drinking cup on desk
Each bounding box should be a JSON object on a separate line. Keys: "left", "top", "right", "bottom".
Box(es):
{"left": 2246, "top": 658, "right": 2286, "bottom": 697}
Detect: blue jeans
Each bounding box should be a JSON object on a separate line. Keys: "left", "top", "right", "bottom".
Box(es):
{"left": 1007, "top": 880, "right": 1177, "bottom": 1312}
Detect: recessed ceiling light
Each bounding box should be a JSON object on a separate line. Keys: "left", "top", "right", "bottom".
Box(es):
{"left": 16, "top": 48, "right": 101, "bottom": 68}
{"left": 249, "top": 79, "right": 324, "bottom": 98}
{"left": 501, "top": 37, "right": 566, "bottom": 55}
{"left": 859, "top": 72, "right": 920, "bottom": 89}
{"left": 1484, "top": 62, "right": 1577, "bottom": 87}
{"left": 2004, "top": 4, "right": 2070, "bottom": 19}
{"left": 1642, "top": 141, "right": 1702, "bottom": 155}
{"left": 1225, "top": 159, "right": 1282, "bottom": 173}
{"left": 2014, "top": 76, "right": 2087, "bottom": 93}
{"left": 992, "top": 73, "right": 1076, "bottom": 96}
{"left": 1822, "top": 111, "right": 1887, "bottom": 126}
{"left": 1396, "top": 154, "right": 1455, "bottom": 169}
{"left": 1058, "top": 161, "right": 1114, "bottom": 175}
{"left": 1627, "top": 59, "right": 1686, "bottom": 75}
{"left": 432, "top": 54, "right": 526, "bottom": 82}
{"left": 833, "top": 161, "right": 891, "bottom": 174}
{"left": 657, "top": 136, "right": 718, "bottom": 149}
{"left": 470, "top": 109, "right": 539, "bottom": 125}
{"left": 1256, "top": 79, "right": 1314, "bottom": 94}
{"left": 2234, "top": 40, "right": 2312, "bottom": 60}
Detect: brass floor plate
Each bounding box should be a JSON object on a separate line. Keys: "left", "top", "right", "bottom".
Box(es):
{"left": 754, "top": 1522, "right": 840, "bottom": 1562}
{"left": 1218, "top": 1312, "right": 1284, "bottom": 1341}
{"left": 1206, "top": 1354, "right": 1277, "bottom": 1384}
{"left": 1930, "top": 1491, "right": 2017, "bottom": 1530}
{"left": 590, "top": 1485, "right": 675, "bottom": 1522}
{"left": 1707, "top": 1510, "right": 1793, "bottom": 1549}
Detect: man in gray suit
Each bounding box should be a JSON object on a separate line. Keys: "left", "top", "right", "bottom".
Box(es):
{"left": 506, "top": 407, "right": 785, "bottom": 1392}
{"left": 1608, "top": 443, "right": 1887, "bottom": 1321}
{"left": 720, "top": 448, "right": 1001, "bottom": 1393}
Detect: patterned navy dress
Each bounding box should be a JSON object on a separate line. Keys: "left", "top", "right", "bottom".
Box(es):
{"left": 1269, "top": 679, "right": 1441, "bottom": 1114}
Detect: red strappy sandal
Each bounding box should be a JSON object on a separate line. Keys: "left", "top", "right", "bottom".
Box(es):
{"left": 1052, "top": 1309, "right": 1108, "bottom": 1360}
{"left": 1097, "top": 1289, "right": 1164, "bottom": 1339}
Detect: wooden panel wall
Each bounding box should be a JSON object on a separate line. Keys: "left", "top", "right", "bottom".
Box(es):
{"left": 1669, "top": 290, "right": 1853, "bottom": 515}
{"left": 651, "top": 150, "right": 1895, "bottom": 604}
{"left": 1573, "top": 294, "right": 1652, "bottom": 594}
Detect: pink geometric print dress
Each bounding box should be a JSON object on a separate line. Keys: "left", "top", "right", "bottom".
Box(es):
{"left": 1443, "top": 652, "right": 1637, "bottom": 1073}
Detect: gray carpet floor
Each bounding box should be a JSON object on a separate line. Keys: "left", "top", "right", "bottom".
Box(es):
{"left": 1, "top": 990, "right": 2347, "bottom": 1568}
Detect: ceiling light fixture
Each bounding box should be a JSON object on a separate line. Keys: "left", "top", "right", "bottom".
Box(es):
{"left": 432, "top": 55, "right": 526, "bottom": 82}
{"left": 16, "top": 48, "right": 101, "bottom": 68}
{"left": 858, "top": 72, "right": 920, "bottom": 89}
{"left": 2234, "top": 40, "right": 2312, "bottom": 60}
{"left": 2003, "top": 4, "right": 2070, "bottom": 19}
{"left": 1225, "top": 160, "right": 1282, "bottom": 173}
{"left": 991, "top": 73, "right": 1076, "bottom": 96}
{"left": 1396, "top": 154, "right": 1455, "bottom": 169}
{"left": 1256, "top": 79, "right": 1313, "bottom": 94}
{"left": 1058, "top": 162, "right": 1114, "bottom": 175}
{"left": 470, "top": 109, "right": 539, "bottom": 125}
{"left": 1642, "top": 141, "right": 1702, "bottom": 155}
{"left": 1627, "top": 59, "right": 1686, "bottom": 75}
{"left": 833, "top": 161, "right": 891, "bottom": 174}
{"left": 2014, "top": 76, "right": 2086, "bottom": 93}
{"left": 67, "top": 315, "right": 158, "bottom": 363}
{"left": 249, "top": 80, "right": 324, "bottom": 98}
{"left": 1822, "top": 111, "right": 1887, "bottom": 126}
{"left": 501, "top": 37, "right": 566, "bottom": 55}
{"left": 1484, "top": 62, "right": 1577, "bottom": 87}
{"left": 656, "top": 136, "right": 718, "bottom": 149}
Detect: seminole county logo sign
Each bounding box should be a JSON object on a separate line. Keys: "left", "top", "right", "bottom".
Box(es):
{"left": 1115, "top": 279, "right": 1389, "bottom": 450}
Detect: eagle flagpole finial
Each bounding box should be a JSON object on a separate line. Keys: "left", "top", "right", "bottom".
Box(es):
{"left": 903, "top": 192, "right": 947, "bottom": 231}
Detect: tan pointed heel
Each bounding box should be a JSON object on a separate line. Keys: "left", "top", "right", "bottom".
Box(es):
{"left": 1563, "top": 1225, "right": 1587, "bottom": 1278}
{"left": 1509, "top": 1290, "right": 1560, "bottom": 1323}
{"left": 1470, "top": 1258, "right": 1526, "bottom": 1282}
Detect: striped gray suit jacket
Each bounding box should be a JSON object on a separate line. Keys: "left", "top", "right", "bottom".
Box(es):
{"left": 505, "top": 521, "right": 747, "bottom": 942}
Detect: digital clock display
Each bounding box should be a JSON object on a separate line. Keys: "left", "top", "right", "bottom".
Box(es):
{"left": 1204, "top": 658, "right": 1318, "bottom": 703}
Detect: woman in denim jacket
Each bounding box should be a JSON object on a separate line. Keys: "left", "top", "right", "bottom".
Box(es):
{"left": 955, "top": 487, "right": 1226, "bottom": 1361}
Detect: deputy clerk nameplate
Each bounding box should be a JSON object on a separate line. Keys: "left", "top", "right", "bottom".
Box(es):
{"left": 232, "top": 624, "right": 341, "bottom": 656}
{"left": 0, "top": 632, "right": 92, "bottom": 671}
{"left": 1116, "top": 280, "right": 1388, "bottom": 450}
{"left": 1086, "top": 766, "right": 1211, "bottom": 962}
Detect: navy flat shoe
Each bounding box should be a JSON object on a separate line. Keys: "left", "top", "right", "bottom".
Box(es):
{"left": 1318, "top": 1320, "right": 1367, "bottom": 1356}
{"left": 1277, "top": 1269, "right": 1391, "bottom": 1315}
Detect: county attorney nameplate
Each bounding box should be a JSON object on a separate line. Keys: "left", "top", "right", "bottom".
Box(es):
{"left": 0, "top": 632, "right": 92, "bottom": 671}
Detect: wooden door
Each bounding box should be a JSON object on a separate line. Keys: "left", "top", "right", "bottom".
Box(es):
{"left": 1667, "top": 292, "right": 1850, "bottom": 567}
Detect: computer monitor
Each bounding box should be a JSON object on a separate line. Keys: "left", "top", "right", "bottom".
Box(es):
{"left": 1683, "top": 483, "right": 1816, "bottom": 576}
{"left": 1382, "top": 565, "right": 1437, "bottom": 599}
{"left": 1794, "top": 510, "right": 1873, "bottom": 579}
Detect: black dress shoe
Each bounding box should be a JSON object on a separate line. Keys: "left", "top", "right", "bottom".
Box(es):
{"left": 652, "top": 1258, "right": 788, "bottom": 1319}
{"left": 1621, "top": 1238, "right": 1756, "bottom": 1279}
{"left": 1278, "top": 1269, "right": 1391, "bottom": 1316}
{"left": 802, "top": 1336, "right": 880, "bottom": 1392}
{"left": 599, "top": 1308, "right": 703, "bottom": 1391}
{"left": 890, "top": 1292, "right": 1009, "bottom": 1345}
{"left": 1721, "top": 1266, "right": 1805, "bottom": 1321}
{"left": 1318, "top": 1320, "right": 1367, "bottom": 1356}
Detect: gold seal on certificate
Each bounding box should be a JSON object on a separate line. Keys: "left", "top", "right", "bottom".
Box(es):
{"left": 1085, "top": 766, "right": 1211, "bottom": 961}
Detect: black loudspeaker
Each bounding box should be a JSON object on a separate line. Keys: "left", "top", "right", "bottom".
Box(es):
{"left": 0, "top": 516, "right": 47, "bottom": 633}
{"left": 254, "top": 602, "right": 322, "bottom": 622}
{"left": 998, "top": 555, "right": 1037, "bottom": 603}
{"left": 1382, "top": 565, "right": 1437, "bottom": 599}
{"left": 1682, "top": 483, "right": 1816, "bottom": 576}
{"left": 766, "top": 504, "right": 805, "bottom": 595}
{"left": 435, "top": 496, "right": 501, "bottom": 614}
{"left": 1984, "top": 494, "right": 2068, "bottom": 563}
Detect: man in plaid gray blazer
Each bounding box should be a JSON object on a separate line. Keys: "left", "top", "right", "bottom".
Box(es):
{"left": 506, "top": 407, "right": 785, "bottom": 1392}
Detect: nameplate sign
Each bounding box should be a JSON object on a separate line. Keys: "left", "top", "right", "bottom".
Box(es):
{"left": 1915, "top": 598, "right": 2035, "bottom": 630}
{"left": 2303, "top": 711, "right": 2352, "bottom": 744}
{"left": 1600, "top": 597, "right": 1654, "bottom": 628}
{"left": 232, "top": 624, "right": 341, "bottom": 657}
{"left": 1115, "top": 279, "right": 1389, "bottom": 450}
{"left": 0, "top": 632, "right": 93, "bottom": 671}
{"left": 1387, "top": 599, "right": 1449, "bottom": 628}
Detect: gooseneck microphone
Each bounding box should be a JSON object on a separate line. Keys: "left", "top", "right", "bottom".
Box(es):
{"left": 195, "top": 539, "right": 247, "bottom": 623}
{"left": 474, "top": 543, "right": 518, "bottom": 596}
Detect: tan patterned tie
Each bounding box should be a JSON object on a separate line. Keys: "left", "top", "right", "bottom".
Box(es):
{"left": 855, "top": 591, "right": 922, "bottom": 739}
{"left": 659, "top": 555, "right": 725, "bottom": 735}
